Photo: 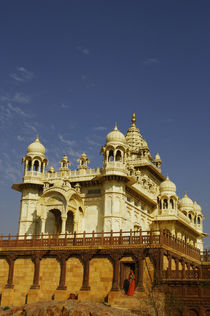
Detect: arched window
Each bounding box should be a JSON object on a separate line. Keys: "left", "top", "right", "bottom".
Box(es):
{"left": 27, "top": 160, "right": 32, "bottom": 171}
{"left": 188, "top": 213, "right": 192, "bottom": 221}
{"left": 163, "top": 199, "right": 168, "bottom": 209}
{"left": 108, "top": 150, "right": 114, "bottom": 162}
{"left": 116, "top": 150, "right": 122, "bottom": 161}
{"left": 170, "top": 198, "right": 174, "bottom": 209}
{"left": 33, "top": 160, "right": 39, "bottom": 171}
{"left": 194, "top": 217, "right": 196, "bottom": 224}
{"left": 197, "top": 217, "right": 200, "bottom": 225}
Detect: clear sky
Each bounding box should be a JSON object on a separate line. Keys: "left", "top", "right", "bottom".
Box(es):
{"left": 0, "top": 1, "right": 209, "bottom": 247}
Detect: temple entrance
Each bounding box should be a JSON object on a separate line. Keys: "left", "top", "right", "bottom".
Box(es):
{"left": 45, "top": 209, "right": 62, "bottom": 234}
{"left": 66, "top": 211, "right": 74, "bottom": 234}
{"left": 120, "top": 261, "right": 136, "bottom": 294}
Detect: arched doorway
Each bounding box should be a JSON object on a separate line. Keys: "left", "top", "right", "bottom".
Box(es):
{"left": 45, "top": 209, "right": 62, "bottom": 234}
{"left": 66, "top": 211, "right": 74, "bottom": 234}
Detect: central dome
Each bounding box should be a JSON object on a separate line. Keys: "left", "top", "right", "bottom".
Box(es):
{"left": 106, "top": 124, "right": 126, "bottom": 144}
{"left": 27, "top": 135, "right": 45, "bottom": 155}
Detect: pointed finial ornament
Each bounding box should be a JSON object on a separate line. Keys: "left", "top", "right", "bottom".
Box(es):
{"left": 166, "top": 174, "right": 169, "bottom": 180}
{"left": 114, "top": 122, "right": 118, "bottom": 130}
{"left": 184, "top": 192, "right": 188, "bottom": 197}
{"left": 132, "top": 113, "right": 136, "bottom": 126}
{"left": 36, "top": 134, "right": 39, "bottom": 141}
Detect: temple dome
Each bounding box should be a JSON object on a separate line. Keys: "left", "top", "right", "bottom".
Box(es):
{"left": 27, "top": 135, "right": 45, "bottom": 155}
{"left": 160, "top": 175, "right": 176, "bottom": 194}
{"left": 180, "top": 193, "right": 193, "bottom": 209}
{"left": 106, "top": 124, "right": 126, "bottom": 144}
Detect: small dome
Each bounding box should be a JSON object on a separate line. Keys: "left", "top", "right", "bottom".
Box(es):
{"left": 106, "top": 123, "right": 126, "bottom": 144}
{"left": 193, "top": 201, "right": 202, "bottom": 213}
{"left": 160, "top": 175, "right": 176, "bottom": 194}
{"left": 180, "top": 193, "right": 193, "bottom": 209}
{"left": 48, "top": 166, "right": 55, "bottom": 173}
{"left": 27, "top": 135, "right": 45, "bottom": 155}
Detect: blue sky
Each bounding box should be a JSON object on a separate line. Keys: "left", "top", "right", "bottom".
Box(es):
{"left": 0, "top": 1, "right": 209, "bottom": 246}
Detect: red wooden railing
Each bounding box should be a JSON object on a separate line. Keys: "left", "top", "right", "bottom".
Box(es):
{"left": 0, "top": 229, "right": 204, "bottom": 261}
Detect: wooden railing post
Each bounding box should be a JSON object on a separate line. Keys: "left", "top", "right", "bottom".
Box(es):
{"left": 139, "top": 229, "right": 142, "bottom": 244}
{"left": 0, "top": 233, "right": 3, "bottom": 247}
{"left": 15, "top": 233, "right": 19, "bottom": 247}
{"left": 150, "top": 230, "right": 153, "bottom": 244}
{"left": 92, "top": 231, "right": 95, "bottom": 245}
{"left": 8, "top": 233, "right": 11, "bottom": 247}
{"left": 119, "top": 229, "right": 122, "bottom": 244}
{"left": 49, "top": 233, "right": 51, "bottom": 246}
{"left": 73, "top": 231, "right": 76, "bottom": 246}
{"left": 32, "top": 233, "right": 35, "bottom": 247}
{"left": 110, "top": 230, "right": 113, "bottom": 244}
{"left": 56, "top": 232, "right": 59, "bottom": 246}
{"left": 41, "top": 233, "right": 43, "bottom": 246}
{"left": 101, "top": 230, "right": 104, "bottom": 245}
{"left": 129, "top": 229, "right": 133, "bottom": 244}
{"left": 64, "top": 232, "right": 67, "bottom": 246}
{"left": 83, "top": 231, "right": 86, "bottom": 245}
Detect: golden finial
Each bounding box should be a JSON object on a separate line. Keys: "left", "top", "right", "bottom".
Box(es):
{"left": 132, "top": 113, "right": 136, "bottom": 126}
{"left": 114, "top": 122, "right": 118, "bottom": 130}
{"left": 36, "top": 134, "right": 39, "bottom": 141}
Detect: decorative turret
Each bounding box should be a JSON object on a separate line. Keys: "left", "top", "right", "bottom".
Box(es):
{"left": 154, "top": 153, "right": 162, "bottom": 170}
{"left": 159, "top": 175, "right": 177, "bottom": 212}
{"left": 59, "top": 154, "right": 70, "bottom": 176}
{"left": 22, "top": 135, "right": 48, "bottom": 181}
{"left": 100, "top": 123, "right": 128, "bottom": 175}
{"left": 77, "top": 153, "right": 90, "bottom": 169}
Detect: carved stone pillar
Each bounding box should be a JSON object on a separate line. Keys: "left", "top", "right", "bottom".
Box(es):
{"left": 61, "top": 216, "right": 67, "bottom": 235}
{"left": 40, "top": 217, "right": 46, "bottom": 234}
{"left": 135, "top": 252, "right": 144, "bottom": 292}
{"left": 111, "top": 254, "right": 120, "bottom": 291}
{"left": 30, "top": 253, "right": 43, "bottom": 289}
{"left": 175, "top": 258, "right": 179, "bottom": 279}
{"left": 57, "top": 253, "right": 68, "bottom": 290}
{"left": 80, "top": 254, "right": 91, "bottom": 291}
{"left": 5, "top": 255, "right": 17, "bottom": 288}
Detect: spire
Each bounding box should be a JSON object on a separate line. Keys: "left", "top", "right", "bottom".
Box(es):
{"left": 36, "top": 134, "right": 39, "bottom": 142}
{"left": 131, "top": 113, "right": 136, "bottom": 126}
{"left": 114, "top": 122, "right": 118, "bottom": 130}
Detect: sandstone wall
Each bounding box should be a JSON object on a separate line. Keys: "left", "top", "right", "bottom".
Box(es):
{"left": 0, "top": 259, "right": 9, "bottom": 292}
{"left": 13, "top": 259, "right": 34, "bottom": 306}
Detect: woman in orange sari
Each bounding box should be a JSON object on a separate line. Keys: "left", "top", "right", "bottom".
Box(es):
{"left": 127, "top": 269, "right": 135, "bottom": 295}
